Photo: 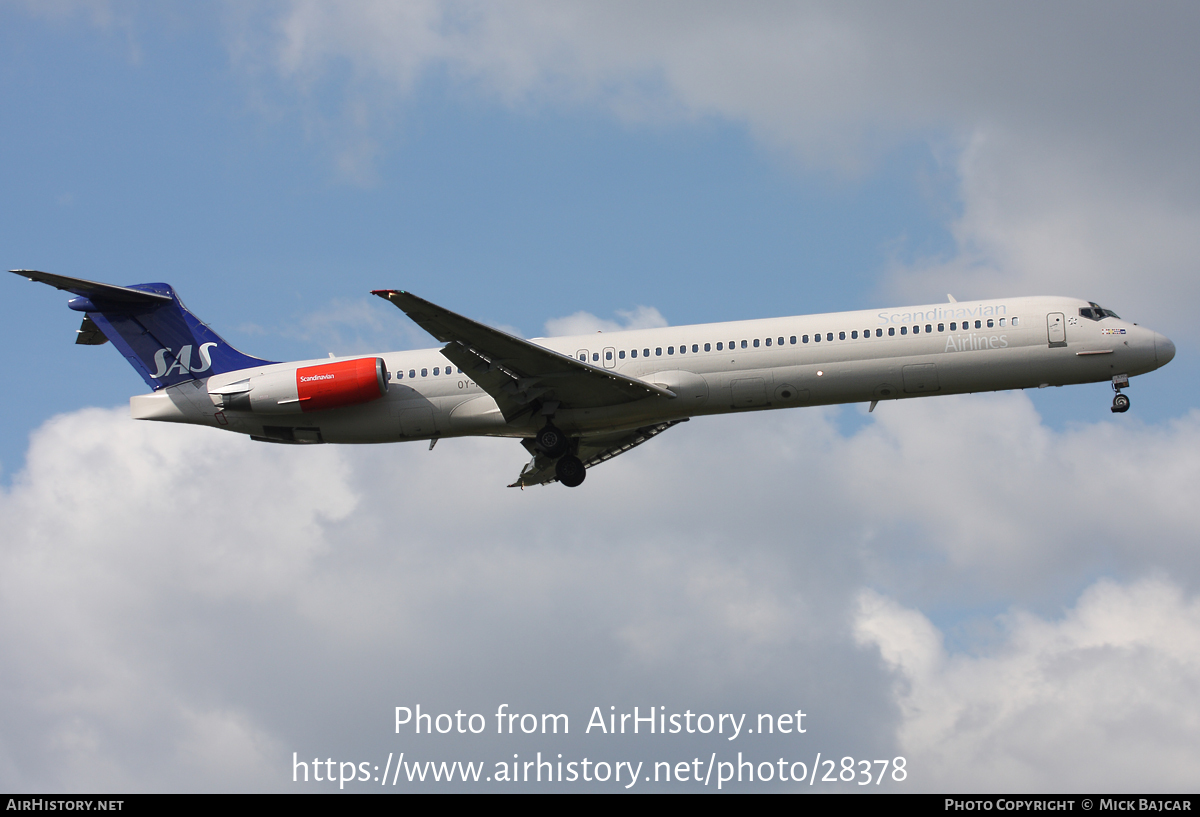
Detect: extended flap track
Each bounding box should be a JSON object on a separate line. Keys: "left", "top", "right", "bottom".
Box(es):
{"left": 580, "top": 420, "right": 688, "bottom": 472}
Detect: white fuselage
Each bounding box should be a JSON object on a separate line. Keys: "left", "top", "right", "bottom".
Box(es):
{"left": 132, "top": 296, "right": 1174, "bottom": 443}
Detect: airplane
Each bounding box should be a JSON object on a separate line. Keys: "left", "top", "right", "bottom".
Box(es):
{"left": 12, "top": 269, "right": 1176, "bottom": 488}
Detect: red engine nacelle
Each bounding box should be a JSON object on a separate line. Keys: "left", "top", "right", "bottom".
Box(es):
{"left": 211, "top": 357, "right": 388, "bottom": 414}
{"left": 296, "top": 358, "right": 388, "bottom": 412}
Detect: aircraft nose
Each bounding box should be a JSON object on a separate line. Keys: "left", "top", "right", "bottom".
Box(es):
{"left": 1155, "top": 332, "right": 1176, "bottom": 367}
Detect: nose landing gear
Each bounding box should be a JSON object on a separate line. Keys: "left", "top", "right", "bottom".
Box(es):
{"left": 1111, "top": 373, "right": 1131, "bottom": 413}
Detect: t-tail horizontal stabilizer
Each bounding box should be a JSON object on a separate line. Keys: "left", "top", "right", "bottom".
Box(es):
{"left": 12, "top": 269, "right": 277, "bottom": 390}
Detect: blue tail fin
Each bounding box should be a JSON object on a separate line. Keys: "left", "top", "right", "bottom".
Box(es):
{"left": 13, "top": 270, "right": 278, "bottom": 390}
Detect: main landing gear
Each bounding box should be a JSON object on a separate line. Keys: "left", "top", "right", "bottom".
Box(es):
{"left": 554, "top": 454, "right": 586, "bottom": 488}
{"left": 1111, "top": 374, "right": 1131, "bottom": 414}
{"left": 536, "top": 422, "right": 586, "bottom": 487}
{"left": 535, "top": 424, "right": 570, "bottom": 458}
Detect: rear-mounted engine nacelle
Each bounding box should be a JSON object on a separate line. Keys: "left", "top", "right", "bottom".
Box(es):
{"left": 210, "top": 357, "right": 388, "bottom": 414}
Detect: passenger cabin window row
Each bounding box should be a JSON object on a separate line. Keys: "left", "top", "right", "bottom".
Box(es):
{"left": 395, "top": 366, "right": 465, "bottom": 380}
{"left": 573, "top": 317, "right": 1020, "bottom": 361}
{"left": 394, "top": 316, "right": 1022, "bottom": 380}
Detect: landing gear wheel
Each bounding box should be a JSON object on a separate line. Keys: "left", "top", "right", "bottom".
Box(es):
{"left": 536, "top": 425, "right": 570, "bottom": 458}
{"left": 555, "top": 455, "right": 586, "bottom": 487}
{"left": 1111, "top": 393, "right": 1130, "bottom": 413}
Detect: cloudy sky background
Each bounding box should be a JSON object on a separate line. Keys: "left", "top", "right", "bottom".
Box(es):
{"left": 2, "top": 1, "right": 1198, "bottom": 792}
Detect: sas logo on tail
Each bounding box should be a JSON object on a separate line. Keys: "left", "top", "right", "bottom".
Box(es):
{"left": 151, "top": 343, "right": 218, "bottom": 379}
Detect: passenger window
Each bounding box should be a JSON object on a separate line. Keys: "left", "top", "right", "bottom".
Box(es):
{"left": 704, "top": 343, "right": 710, "bottom": 352}
{"left": 851, "top": 331, "right": 858, "bottom": 339}
{"left": 631, "top": 349, "right": 637, "bottom": 358}
{"left": 913, "top": 326, "right": 919, "bottom": 335}
{"left": 753, "top": 339, "right": 760, "bottom": 348}
{"left": 396, "top": 371, "right": 403, "bottom": 380}
{"left": 741, "top": 340, "right": 748, "bottom": 349}
{"left": 668, "top": 346, "right": 674, "bottom": 355}
{"left": 826, "top": 333, "right": 833, "bottom": 341}
{"left": 656, "top": 348, "right": 662, "bottom": 356}
{"left": 987, "top": 319, "right": 994, "bottom": 328}
{"left": 974, "top": 320, "right": 982, "bottom": 329}
{"left": 925, "top": 324, "right": 932, "bottom": 333}
{"left": 693, "top": 344, "right": 699, "bottom": 353}
{"left": 421, "top": 368, "right": 428, "bottom": 377}
{"left": 839, "top": 331, "right": 846, "bottom": 340}
{"left": 593, "top": 353, "right": 599, "bottom": 362}
{"left": 678, "top": 345, "right": 684, "bottom": 355}
{"left": 579, "top": 354, "right": 586, "bottom": 361}
{"left": 716, "top": 342, "right": 723, "bottom": 351}
{"left": 999, "top": 318, "right": 1006, "bottom": 327}
{"left": 606, "top": 351, "right": 613, "bottom": 360}
{"left": 765, "top": 338, "right": 771, "bottom": 347}
{"left": 778, "top": 337, "right": 784, "bottom": 345}
{"left": 950, "top": 322, "right": 957, "bottom": 331}
{"left": 790, "top": 336, "right": 797, "bottom": 344}
{"left": 814, "top": 333, "right": 821, "bottom": 342}
{"left": 875, "top": 329, "right": 883, "bottom": 337}
{"left": 803, "top": 335, "right": 809, "bottom": 343}
{"left": 901, "top": 326, "right": 907, "bottom": 335}
{"left": 938, "top": 323, "right": 944, "bottom": 332}
{"left": 433, "top": 367, "right": 440, "bottom": 375}
{"left": 888, "top": 327, "right": 895, "bottom": 336}
{"left": 619, "top": 350, "right": 625, "bottom": 359}
{"left": 1012, "top": 317, "right": 1020, "bottom": 326}
{"left": 409, "top": 370, "right": 416, "bottom": 379}
{"left": 644, "top": 349, "right": 650, "bottom": 357}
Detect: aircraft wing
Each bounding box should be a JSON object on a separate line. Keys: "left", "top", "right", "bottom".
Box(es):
{"left": 509, "top": 419, "right": 688, "bottom": 488}
{"left": 373, "top": 290, "right": 675, "bottom": 422}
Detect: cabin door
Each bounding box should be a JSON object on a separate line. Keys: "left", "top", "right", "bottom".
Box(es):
{"left": 1047, "top": 313, "right": 1066, "bottom": 346}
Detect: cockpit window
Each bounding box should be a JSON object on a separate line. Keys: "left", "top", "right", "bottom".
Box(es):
{"left": 1080, "top": 302, "right": 1120, "bottom": 321}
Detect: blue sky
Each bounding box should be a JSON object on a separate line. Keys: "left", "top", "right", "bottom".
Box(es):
{"left": 2, "top": 2, "right": 1199, "bottom": 792}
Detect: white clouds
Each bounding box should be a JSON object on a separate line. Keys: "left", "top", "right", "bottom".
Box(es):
{"left": 880, "top": 128, "right": 1200, "bottom": 332}
{"left": 836, "top": 396, "right": 1200, "bottom": 593}
{"left": 241, "top": 297, "right": 432, "bottom": 357}
{"left": 856, "top": 578, "right": 1200, "bottom": 791}
{"left": 239, "top": 2, "right": 1200, "bottom": 169}
{"left": 230, "top": 2, "right": 1200, "bottom": 322}
{"left": 0, "top": 409, "right": 345, "bottom": 789}
{"left": 4, "top": 387, "right": 1200, "bottom": 789}
{"left": 542, "top": 304, "right": 667, "bottom": 336}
